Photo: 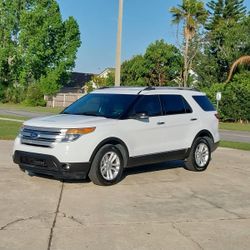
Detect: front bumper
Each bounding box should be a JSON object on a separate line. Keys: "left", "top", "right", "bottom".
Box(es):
{"left": 13, "top": 150, "right": 91, "bottom": 180}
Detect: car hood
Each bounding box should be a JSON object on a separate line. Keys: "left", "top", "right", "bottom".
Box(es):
{"left": 23, "top": 114, "right": 110, "bottom": 129}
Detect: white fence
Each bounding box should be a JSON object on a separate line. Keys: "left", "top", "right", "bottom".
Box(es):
{"left": 45, "top": 93, "right": 85, "bottom": 108}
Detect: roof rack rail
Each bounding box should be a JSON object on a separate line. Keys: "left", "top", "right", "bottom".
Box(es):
{"left": 139, "top": 86, "right": 200, "bottom": 92}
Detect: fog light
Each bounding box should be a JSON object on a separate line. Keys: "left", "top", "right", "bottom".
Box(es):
{"left": 62, "top": 164, "right": 70, "bottom": 170}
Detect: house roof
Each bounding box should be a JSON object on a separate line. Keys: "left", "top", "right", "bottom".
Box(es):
{"left": 59, "top": 72, "right": 95, "bottom": 93}
{"left": 64, "top": 72, "right": 94, "bottom": 88}
{"left": 98, "top": 68, "right": 115, "bottom": 76}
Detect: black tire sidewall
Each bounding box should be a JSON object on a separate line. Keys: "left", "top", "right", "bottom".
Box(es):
{"left": 191, "top": 138, "right": 211, "bottom": 171}
{"left": 91, "top": 145, "right": 124, "bottom": 185}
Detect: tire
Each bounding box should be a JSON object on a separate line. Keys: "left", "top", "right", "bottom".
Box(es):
{"left": 185, "top": 137, "right": 211, "bottom": 172}
{"left": 88, "top": 144, "right": 125, "bottom": 186}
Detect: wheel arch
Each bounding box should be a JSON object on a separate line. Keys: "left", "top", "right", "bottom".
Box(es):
{"left": 190, "top": 130, "right": 215, "bottom": 153}
{"left": 194, "top": 130, "right": 214, "bottom": 143}
{"left": 186, "top": 130, "right": 214, "bottom": 158}
{"left": 89, "top": 137, "right": 129, "bottom": 164}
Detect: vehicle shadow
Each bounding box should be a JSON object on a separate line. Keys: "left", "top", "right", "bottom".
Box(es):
{"left": 25, "top": 160, "right": 185, "bottom": 184}
{"left": 26, "top": 171, "right": 91, "bottom": 184}
{"left": 123, "top": 160, "right": 185, "bottom": 178}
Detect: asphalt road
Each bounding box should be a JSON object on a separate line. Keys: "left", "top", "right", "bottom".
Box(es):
{"left": 1, "top": 140, "right": 250, "bottom": 250}
{"left": 220, "top": 129, "right": 250, "bottom": 143}
{"left": 0, "top": 108, "right": 52, "bottom": 118}
{"left": 0, "top": 108, "right": 250, "bottom": 143}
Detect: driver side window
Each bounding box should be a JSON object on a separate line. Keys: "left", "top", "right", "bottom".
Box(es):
{"left": 130, "top": 95, "right": 162, "bottom": 117}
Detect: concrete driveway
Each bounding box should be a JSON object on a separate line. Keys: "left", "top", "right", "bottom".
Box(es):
{"left": 0, "top": 140, "right": 250, "bottom": 250}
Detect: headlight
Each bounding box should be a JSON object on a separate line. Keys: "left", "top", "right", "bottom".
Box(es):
{"left": 18, "top": 125, "right": 24, "bottom": 138}
{"left": 62, "top": 127, "right": 96, "bottom": 142}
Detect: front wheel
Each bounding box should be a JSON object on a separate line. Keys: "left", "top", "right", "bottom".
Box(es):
{"left": 185, "top": 137, "right": 211, "bottom": 172}
{"left": 88, "top": 144, "right": 125, "bottom": 186}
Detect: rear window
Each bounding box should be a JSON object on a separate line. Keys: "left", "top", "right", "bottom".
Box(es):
{"left": 193, "top": 95, "right": 215, "bottom": 111}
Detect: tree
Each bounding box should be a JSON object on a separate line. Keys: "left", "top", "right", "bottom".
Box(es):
{"left": 193, "top": 1, "right": 249, "bottom": 86}
{"left": 121, "top": 40, "right": 183, "bottom": 86}
{"left": 170, "top": 0, "right": 208, "bottom": 87}
{"left": 226, "top": 55, "right": 250, "bottom": 83}
{"left": 206, "top": 0, "right": 246, "bottom": 30}
{"left": 0, "top": 0, "right": 81, "bottom": 102}
{"left": 121, "top": 55, "right": 147, "bottom": 86}
{"left": 144, "top": 40, "right": 183, "bottom": 86}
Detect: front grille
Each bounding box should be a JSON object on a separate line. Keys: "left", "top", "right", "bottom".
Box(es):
{"left": 20, "top": 126, "right": 66, "bottom": 148}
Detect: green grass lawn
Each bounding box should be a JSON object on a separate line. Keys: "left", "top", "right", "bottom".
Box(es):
{"left": 0, "top": 120, "right": 23, "bottom": 140}
{"left": 0, "top": 103, "right": 62, "bottom": 114}
{"left": 220, "top": 141, "right": 250, "bottom": 151}
{"left": 219, "top": 122, "right": 250, "bottom": 132}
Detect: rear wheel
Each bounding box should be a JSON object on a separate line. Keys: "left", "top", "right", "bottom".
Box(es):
{"left": 88, "top": 144, "right": 125, "bottom": 186}
{"left": 185, "top": 137, "right": 211, "bottom": 171}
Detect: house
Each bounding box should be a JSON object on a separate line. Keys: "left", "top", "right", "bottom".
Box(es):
{"left": 83, "top": 68, "right": 115, "bottom": 93}
{"left": 98, "top": 68, "right": 115, "bottom": 78}
{"left": 45, "top": 72, "right": 94, "bottom": 107}
{"left": 46, "top": 69, "right": 114, "bottom": 107}
{"left": 60, "top": 72, "right": 95, "bottom": 93}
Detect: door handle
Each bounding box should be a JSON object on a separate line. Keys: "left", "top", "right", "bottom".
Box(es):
{"left": 190, "top": 118, "right": 198, "bottom": 121}
{"left": 157, "top": 121, "right": 165, "bottom": 125}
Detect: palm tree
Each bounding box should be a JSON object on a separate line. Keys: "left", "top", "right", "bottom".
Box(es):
{"left": 226, "top": 55, "right": 250, "bottom": 83}
{"left": 170, "top": 0, "right": 208, "bottom": 87}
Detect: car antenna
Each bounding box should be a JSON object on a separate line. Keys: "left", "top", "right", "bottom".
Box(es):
{"left": 137, "top": 86, "right": 155, "bottom": 94}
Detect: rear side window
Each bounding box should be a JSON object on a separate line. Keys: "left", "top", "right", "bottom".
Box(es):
{"left": 160, "top": 95, "right": 192, "bottom": 115}
{"left": 193, "top": 95, "right": 215, "bottom": 111}
{"left": 130, "top": 95, "right": 162, "bottom": 117}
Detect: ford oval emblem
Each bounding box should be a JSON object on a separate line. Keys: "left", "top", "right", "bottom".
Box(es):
{"left": 30, "top": 132, "right": 39, "bottom": 139}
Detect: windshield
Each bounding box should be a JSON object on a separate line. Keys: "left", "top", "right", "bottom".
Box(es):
{"left": 62, "top": 93, "right": 138, "bottom": 119}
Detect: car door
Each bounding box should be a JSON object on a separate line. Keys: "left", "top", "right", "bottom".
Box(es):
{"left": 123, "top": 94, "right": 168, "bottom": 157}
{"left": 158, "top": 94, "right": 198, "bottom": 151}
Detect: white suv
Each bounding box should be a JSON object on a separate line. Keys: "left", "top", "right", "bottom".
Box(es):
{"left": 13, "top": 87, "right": 220, "bottom": 185}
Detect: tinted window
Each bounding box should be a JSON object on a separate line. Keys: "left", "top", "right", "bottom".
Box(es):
{"left": 62, "top": 94, "right": 137, "bottom": 119}
{"left": 193, "top": 95, "right": 215, "bottom": 111}
{"left": 160, "top": 95, "right": 191, "bottom": 115}
{"left": 130, "top": 95, "right": 162, "bottom": 117}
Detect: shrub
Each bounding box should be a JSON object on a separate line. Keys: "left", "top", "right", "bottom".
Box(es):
{"left": 24, "top": 83, "right": 46, "bottom": 106}
{"left": 222, "top": 73, "right": 250, "bottom": 122}
{"left": 4, "top": 84, "right": 26, "bottom": 103}
{"left": 201, "top": 72, "right": 250, "bottom": 122}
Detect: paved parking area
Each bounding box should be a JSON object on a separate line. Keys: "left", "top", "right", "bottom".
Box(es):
{"left": 0, "top": 140, "right": 250, "bottom": 250}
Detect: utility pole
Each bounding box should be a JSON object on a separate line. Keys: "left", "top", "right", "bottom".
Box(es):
{"left": 115, "top": 0, "right": 123, "bottom": 86}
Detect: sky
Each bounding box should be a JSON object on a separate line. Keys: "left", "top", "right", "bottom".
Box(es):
{"left": 57, "top": 0, "right": 250, "bottom": 74}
